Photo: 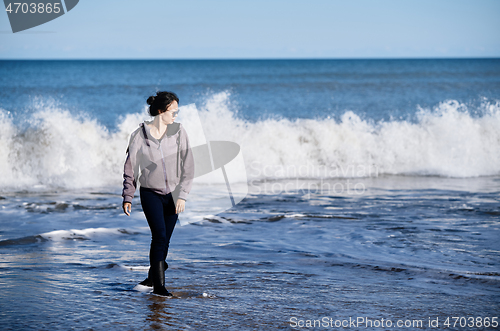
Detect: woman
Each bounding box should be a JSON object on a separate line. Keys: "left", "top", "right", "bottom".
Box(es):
{"left": 122, "top": 91, "right": 194, "bottom": 296}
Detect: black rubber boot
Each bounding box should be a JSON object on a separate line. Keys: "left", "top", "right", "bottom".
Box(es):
{"left": 151, "top": 260, "right": 172, "bottom": 296}
{"left": 139, "top": 261, "right": 168, "bottom": 287}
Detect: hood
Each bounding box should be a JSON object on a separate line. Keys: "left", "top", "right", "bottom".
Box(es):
{"left": 142, "top": 121, "right": 181, "bottom": 139}
{"left": 166, "top": 122, "right": 181, "bottom": 136}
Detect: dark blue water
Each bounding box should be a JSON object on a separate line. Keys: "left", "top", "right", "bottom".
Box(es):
{"left": 1, "top": 59, "right": 499, "bottom": 129}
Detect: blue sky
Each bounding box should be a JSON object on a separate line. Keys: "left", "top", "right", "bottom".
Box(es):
{"left": 1, "top": 0, "right": 499, "bottom": 59}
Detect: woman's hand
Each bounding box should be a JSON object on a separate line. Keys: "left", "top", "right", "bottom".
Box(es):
{"left": 123, "top": 202, "right": 132, "bottom": 216}
{"left": 176, "top": 198, "right": 185, "bottom": 214}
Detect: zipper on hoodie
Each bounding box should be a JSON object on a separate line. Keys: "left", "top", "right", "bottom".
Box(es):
{"left": 140, "top": 123, "right": 171, "bottom": 194}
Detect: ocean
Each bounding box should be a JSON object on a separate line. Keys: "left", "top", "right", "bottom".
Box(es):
{"left": 0, "top": 59, "right": 499, "bottom": 330}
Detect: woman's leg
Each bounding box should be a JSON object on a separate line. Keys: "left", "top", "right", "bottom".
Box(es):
{"left": 161, "top": 192, "right": 178, "bottom": 263}
{"left": 140, "top": 187, "right": 168, "bottom": 264}
{"left": 140, "top": 187, "right": 177, "bottom": 296}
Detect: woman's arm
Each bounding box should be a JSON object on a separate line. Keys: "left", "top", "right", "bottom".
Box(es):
{"left": 122, "top": 131, "right": 140, "bottom": 215}
{"left": 176, "top": 127, "right": 195, "bottom": 201}
{"left": 122, "top": 152, "right": 137, "bottom": 206}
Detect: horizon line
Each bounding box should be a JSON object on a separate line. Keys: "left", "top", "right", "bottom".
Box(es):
{"left": 1, "top": 56, "right": 499, "bottom": 61}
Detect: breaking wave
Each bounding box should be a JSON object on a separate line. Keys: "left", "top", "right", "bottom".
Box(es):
{"left": 0, "top": 92, "right": 499, "bottom": 192}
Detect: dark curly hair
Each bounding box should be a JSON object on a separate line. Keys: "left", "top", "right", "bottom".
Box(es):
{"left": 146, "top": 91, "right": 179, "bottom": 117}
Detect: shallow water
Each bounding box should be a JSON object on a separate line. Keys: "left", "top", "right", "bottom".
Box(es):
{"left": 1, "top": 176, "right": 499, "bottom": 330}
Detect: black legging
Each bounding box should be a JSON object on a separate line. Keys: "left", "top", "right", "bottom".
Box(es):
{"left": 140, "top": 186, "right": 178, "bottom": 264}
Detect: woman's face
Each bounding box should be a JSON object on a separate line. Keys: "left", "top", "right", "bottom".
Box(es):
{"left": 159, "top": 100, "right": 179, "bottom": 125}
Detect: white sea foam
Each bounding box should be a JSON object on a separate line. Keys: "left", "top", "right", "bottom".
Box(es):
{"left": 0, "top": 93, "right": 499, "bottom": 192}
{"left": 39, "top": 227, "right": 146, "bottom": 241}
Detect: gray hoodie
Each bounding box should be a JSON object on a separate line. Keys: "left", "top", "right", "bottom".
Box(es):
{"left": 122, "top": 121, "right": 195, "bottom": 204}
